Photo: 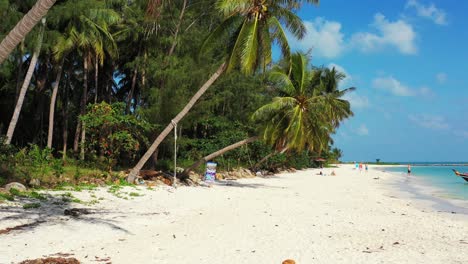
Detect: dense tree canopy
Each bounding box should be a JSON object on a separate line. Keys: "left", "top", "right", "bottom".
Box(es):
{"left": 0, "top": 0, "right": 355, "bottom": 185}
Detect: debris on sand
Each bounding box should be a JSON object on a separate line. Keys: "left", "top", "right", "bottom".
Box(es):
{"left": 19, "top": 257, "right": 80, "bottom": 264}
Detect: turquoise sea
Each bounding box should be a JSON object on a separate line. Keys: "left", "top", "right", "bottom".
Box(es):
{"left": 385, "top": 164, "right": 468, "bottom": 201}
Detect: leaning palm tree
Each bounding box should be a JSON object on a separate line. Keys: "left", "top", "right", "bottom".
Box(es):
{"left": 127, "top": 0, "right": 319, "bottom": 182}
{"left": 4, "top": 19, "right": 46, "bottom": 145}
{"left": 0, "top": 0, "right": 57, "bottom": 65}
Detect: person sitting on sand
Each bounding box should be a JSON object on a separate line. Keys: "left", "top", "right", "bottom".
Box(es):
{"left": 331, "top": 170, "right": 336, "bottom": 176}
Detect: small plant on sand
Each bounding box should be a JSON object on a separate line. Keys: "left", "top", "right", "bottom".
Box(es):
{"left": 60, "top": 192, "right": 81, "bottom": 203}
{"left": 23, "top": 203, "right": 41, "bottom": 209}
{"left": 0, "top": 193, "right": 14, "bottom": 201}
{"left": 129, "top": 192, "right": 140, "bottom": 197}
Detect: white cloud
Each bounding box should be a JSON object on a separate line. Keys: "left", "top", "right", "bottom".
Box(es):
{"left": 406, "top": 0, "right": 448, "bottom": 25}
{"left": 372, "top": 76, "right": 434, "bottom": 97}
{"left": 409, "top": 114, "right": 449, "bottom": 130}
{"left": 350, "top": 13, "right": 417, "bottom": 55}
{"left": 289, "top": 14, "right": 418, "bottom": 58}
{"left": 289, "top": 18, "right": 345, "bottom": 58}
{"left": 356, "top": 124, "right": 369, "bottom": 136}
{"left": 372, "top": 76, "right": 414, "bottom": 96}
{"left": 436, "top": 72, "right": 447, "bottom": 84}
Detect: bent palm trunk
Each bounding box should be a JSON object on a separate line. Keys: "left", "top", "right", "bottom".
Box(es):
{"left": 252, "top": 147, "right": 289, "bottom": 171}
{"left": 182, "top": 136, "right": 258, "bottom": 177}
{"left": 4, "top": 20, "right": 45, "bottom": 145}
{"left": 0, "top": 0, "right": 57, "bottom": 64}
{"left": 127, "top": 62, "right": 226, "bottom": 183}
{"left": 47, "top": 62, "right": 63, "bottom": 148}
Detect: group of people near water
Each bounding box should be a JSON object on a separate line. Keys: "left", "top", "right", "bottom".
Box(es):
{"left": 354, "top": 162, "right": 368, "bottom": 173}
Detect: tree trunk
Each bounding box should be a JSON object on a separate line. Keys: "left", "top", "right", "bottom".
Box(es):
{"left": 167, "top": 0, "right": 187, "bottom": 57}
{"left": 127, "top": 62, "right": 227, "bottom": 182}
{"left": 182, "top": 136, "right": 258, "bottom": 176}
{"left": 15, "top": 42, "right": 25, "bottom": 101}
{"left": 253, "top": 147, "right": 289, "bottom": 171}
{"left": 126, "top": 67, "right": 138, "bottom": 114}
{"left": 80, "top": 54, "right": 89, "bottom": 160}
{"left": 4, "top": 19, "right": 45, "bottom": 145}
{"left": 94, "top": 56, "right": 98, "bottom": 103}
{"left": 47, "top": 61, "right": 63, "bottom": 148}
{"left": 73, "top": 120, "right": 81, "bottom": 152}
{"left": 74, "top": 54, "right": 89, "bottom": 154}
{"left": 80, "top": 122, "right": 85, "bottom": 160}
{"left": 62, "top": 71, "right": 69, "bottom": 161}
{"left": 0, "top": 0, "right": 56, "bottom": 64}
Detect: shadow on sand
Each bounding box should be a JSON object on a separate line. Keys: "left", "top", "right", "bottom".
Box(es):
{"left": 0, "top": 192, "right": 131, "bottom": 236}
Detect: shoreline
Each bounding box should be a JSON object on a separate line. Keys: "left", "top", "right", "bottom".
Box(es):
{"left": 1, "top": 165, "right": 467, "bottom": 263}
{"left": 375, "top": 166, "right": 468, "bottom": 219}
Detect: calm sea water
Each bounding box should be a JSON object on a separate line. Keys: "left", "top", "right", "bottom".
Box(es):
{"left": 385, "top": 164, "right": 468, "bottom": 200}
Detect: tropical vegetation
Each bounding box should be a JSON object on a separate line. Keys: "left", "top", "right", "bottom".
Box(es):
{"left": 0, "top": 0, "right": 354, "bottom": 188}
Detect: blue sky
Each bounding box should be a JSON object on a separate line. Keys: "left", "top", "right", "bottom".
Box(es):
{"left": 289, "top": 0, "right": 468, "bottom": 162}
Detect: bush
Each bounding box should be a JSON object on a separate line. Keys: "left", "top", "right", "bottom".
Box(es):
{"left": 0, "top": 144, "right": 64, "bottom": 184}
{"left": 81, "top": 102, "right": 151, "bottom": 171}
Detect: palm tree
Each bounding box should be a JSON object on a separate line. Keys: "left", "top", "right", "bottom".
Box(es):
{"left": 4, "top": 19, "right": 46, "bottom": 145}
{"left": 252, "top": 52, "right": 354, "bottom": 154}
{"left": 0, "top": 0, "right": 57, "bottom": 65}
{"left": 51, "top": 1, "right": 120, "bottom": 157}
{"left": 127, "top": 0, "right": 319, "bottom": 183}
{"left": 46, "top": 60, "right": 63, "bottom": 149}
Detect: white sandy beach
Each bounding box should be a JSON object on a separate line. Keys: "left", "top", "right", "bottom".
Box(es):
{"left": 1, "top": 164, "right": 467, "bottom": 264}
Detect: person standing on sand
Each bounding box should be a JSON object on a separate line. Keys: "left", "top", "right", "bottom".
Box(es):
{"left": 365, "top": 163, "right": 368, "bottom": 173}
{"left": 355, "top": 161, "right": 358, "bottom": 170}
{"left": 359, "top": 162, "right": 363, "bottom": 173}
{"left": 407, "top": 164, "right": 411, "bottom": 175}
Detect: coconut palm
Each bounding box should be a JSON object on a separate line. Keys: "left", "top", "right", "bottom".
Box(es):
{"left": 51, "top": 1, "right": 120, "bottom": 158}
{"left": 252, "top": 52, "right": 354, "bottom": 154}
{"left": 127, "top": 0, "right": 319, "bottom": 182}
{"left": 0, "top": 0, "right": 57, "bottom": 65}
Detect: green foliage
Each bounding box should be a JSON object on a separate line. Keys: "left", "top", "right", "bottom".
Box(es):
{"left": 6, "top": 144, "right": 64, "bottom": 181}
{"left": 81, "top": 102, "right": 151, "bottom": 171}
{"left": 9, "top": 188, "right": 48, "bottom": 201}
{"left": 23, "top": 203, "right": 41, "bottom": 209}
{"left": 253, "top": 52, "right": 354, "bottom": 153}
{"left": 0, "top": 192, "right": 14, "bottom": 201}
{"left": 9, "top": 188, "right": 21, "bottom": 196}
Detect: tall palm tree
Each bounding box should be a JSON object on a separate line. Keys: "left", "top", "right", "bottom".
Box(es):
{"left": 4, "top": 19, "right": 46, "bottom": 145}
{"left": 0, "top": 0, "right": 57, "bottom": 65}
{"left": 127, "top": 0, "right": 319, "bottom": 182}
{"left": 46, "top": 59, "right": 63, "bottom": 149}
{"left": 252, "top": 52, "right": 354, "bottom": 153}
{"left": 51, "top": 1, "right": 120, "bottom": 157}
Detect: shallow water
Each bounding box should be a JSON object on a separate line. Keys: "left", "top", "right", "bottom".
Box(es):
{"left": 385, "top": 165, "right": 468, "bottom": 201}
